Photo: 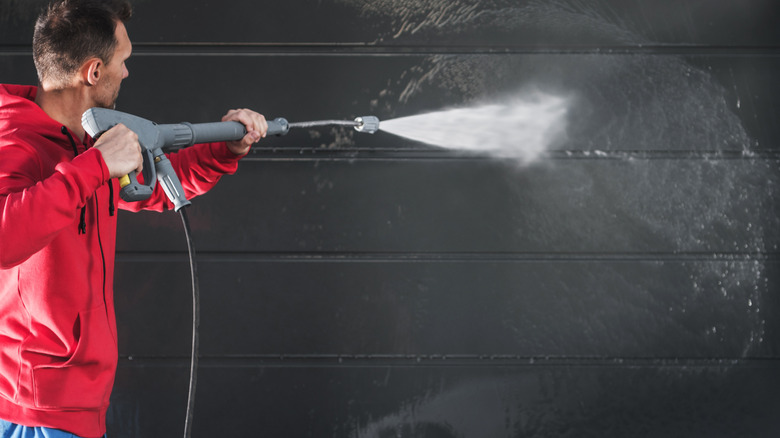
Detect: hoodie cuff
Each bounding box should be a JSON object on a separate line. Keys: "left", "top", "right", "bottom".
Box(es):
{"left": 80, "top": 147, "right": 111, "bottom": 183}
{"left": 52, "top": 147, "right": 110, "bottom": 207}
{"left": 208, "top": 142, "right": 243, "bottom": 173}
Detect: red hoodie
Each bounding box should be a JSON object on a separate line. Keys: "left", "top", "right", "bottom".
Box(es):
{"left": 0, "top": 84, "right": 244, "bottom": 437}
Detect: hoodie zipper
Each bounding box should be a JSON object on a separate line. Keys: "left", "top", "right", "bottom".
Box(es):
{"left": 61, "top": 126, "right": 87, "bottom": 234}
{"left": 61, "top": 126, "right": 115, "bottom": 345}
{"left": 61, "top": 126, "right": 116, "bottom": 234}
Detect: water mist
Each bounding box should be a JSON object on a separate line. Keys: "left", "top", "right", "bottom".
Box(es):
{"left": 379, "top": 90, "right": 570, "bottom": 164}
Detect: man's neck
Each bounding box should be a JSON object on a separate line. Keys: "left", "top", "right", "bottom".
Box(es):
{"left": 35, "top": 83, "right": 90, "bottom": 140}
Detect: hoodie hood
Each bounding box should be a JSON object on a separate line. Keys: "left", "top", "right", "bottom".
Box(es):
{"left": 0, "top": 84, "right": 86, "bottom": 153}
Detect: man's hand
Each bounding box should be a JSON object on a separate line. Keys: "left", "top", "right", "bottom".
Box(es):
{"left": 93, "top": 123, "right": 143, "bottom": 179}
{"left": 222, "top": 108, "right": 268, "bottom": 156}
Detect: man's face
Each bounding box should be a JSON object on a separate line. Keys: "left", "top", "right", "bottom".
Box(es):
{"left": 94, "top": 20, "right": 131, "bottom": 109}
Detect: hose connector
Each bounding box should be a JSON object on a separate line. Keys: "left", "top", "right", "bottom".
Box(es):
{"left": 354, "top": 116, "right": 380, "bottom": 134}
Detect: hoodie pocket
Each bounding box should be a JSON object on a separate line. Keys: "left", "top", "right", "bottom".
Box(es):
{"left": 32, "top": 306, "right": 117, "bottom": 410}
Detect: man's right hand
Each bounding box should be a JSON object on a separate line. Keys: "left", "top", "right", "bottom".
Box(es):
{"left": 93, "top": 123, "right": 143, "bottom": 179}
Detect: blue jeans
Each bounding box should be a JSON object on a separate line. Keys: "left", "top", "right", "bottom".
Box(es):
{"left": 0, "top": 419, "right": 101, "bottom": 438}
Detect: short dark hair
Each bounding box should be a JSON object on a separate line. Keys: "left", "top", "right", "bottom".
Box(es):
{"left": 33, "top": 0, "right": 132, "bottom": 87}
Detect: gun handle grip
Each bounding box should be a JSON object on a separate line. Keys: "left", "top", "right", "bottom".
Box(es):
{"left": 117, "top": 148, "right": 156, "bottom": 202}
{"left": 118, "top": 171, "right": 155, "bottom": 202}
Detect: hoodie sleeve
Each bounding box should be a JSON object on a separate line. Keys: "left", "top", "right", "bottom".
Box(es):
{"left": 119, "top": 141, "right": 242, "bottom": 212}
{"left": 0, "top": 142, "right": 108, "bottom": 268}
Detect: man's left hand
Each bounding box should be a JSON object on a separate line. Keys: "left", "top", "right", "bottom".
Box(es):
{"left": 222, "top": 108, "right": 268, "bottom": 156}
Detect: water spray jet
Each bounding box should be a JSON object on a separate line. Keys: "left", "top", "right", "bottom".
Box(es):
{"left": 377, "top": 91, "right": 570, "bottom": 163}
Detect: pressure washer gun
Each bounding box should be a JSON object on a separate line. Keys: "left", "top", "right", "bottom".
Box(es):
{"left": 81, "top": 108, "right": 286, "bottom": 211}
{"left": 81, "top": 108, "right": 379, "bottom": 211}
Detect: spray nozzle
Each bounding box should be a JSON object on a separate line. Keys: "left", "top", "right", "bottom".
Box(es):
{"left": 354, "top": 116, "right": 380, "bottom": 134}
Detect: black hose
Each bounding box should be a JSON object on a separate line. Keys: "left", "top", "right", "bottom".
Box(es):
{"left": 179, "top": 208, "right": 200, "bottom": 438}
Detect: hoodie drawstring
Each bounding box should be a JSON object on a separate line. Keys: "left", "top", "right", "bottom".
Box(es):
{"left": 108, "top": 179, "right": 115, "bottom": 216}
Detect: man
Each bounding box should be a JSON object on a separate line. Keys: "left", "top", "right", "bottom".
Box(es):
{"left": 0, "top": 1, "right": 267, "bottom": 436}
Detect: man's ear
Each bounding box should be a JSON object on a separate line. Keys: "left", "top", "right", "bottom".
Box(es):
{"left": 81, "top": 58, "right": 102, "bottom": 86}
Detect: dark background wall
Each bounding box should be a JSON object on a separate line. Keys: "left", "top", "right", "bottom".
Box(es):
{"left": 2, "top": 0, "right": 780, "bottom": 436}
